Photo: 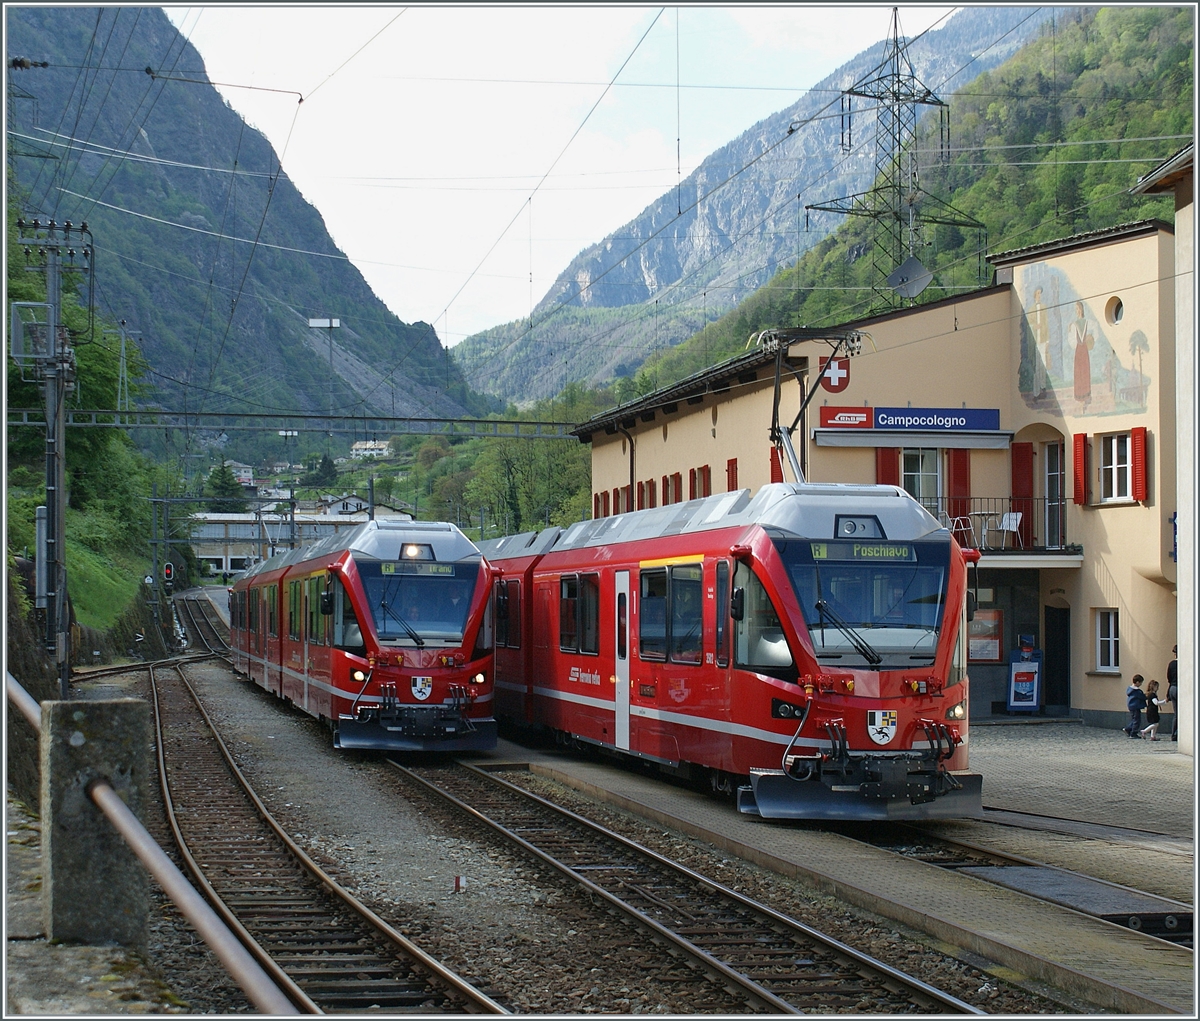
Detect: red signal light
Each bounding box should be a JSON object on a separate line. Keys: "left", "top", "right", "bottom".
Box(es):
{"left": 163, "top": 563, "right": 174, "bottom": 582}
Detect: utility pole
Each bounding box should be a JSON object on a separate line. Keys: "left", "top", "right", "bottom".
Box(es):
{"left": 12, "top": 218, "right": 87, "bottom": 698}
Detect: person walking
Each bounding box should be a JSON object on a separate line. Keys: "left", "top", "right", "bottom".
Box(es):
{"left": 1167, "top": 645, "right": 1178, "bottom": 741}
{"left": 1124, "top": 675, "right": 1147, "bottom": 738}
{"left": 1139, "top": 680, "right": 1166, "bottom": 740}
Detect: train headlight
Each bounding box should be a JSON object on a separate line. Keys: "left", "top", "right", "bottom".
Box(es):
{"left": 945, "top": 700, "right": 966, "bottom": 721}
{"left": 470, "top": 672, "right": 485, "bottom": 685}
{"left": 352, "top": 669, "right": 366, "bottom": 683}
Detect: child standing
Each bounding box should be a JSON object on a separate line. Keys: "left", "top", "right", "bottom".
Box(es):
{"left": 1140, "top": 680, "right": 1166, "bottom": 740}
{"left": 1124, "top": 675, "right": 1147, "bottom": 738}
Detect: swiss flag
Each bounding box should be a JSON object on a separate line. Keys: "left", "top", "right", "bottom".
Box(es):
{"left": 819, "top": 356, "right": 850, "bottom": 393}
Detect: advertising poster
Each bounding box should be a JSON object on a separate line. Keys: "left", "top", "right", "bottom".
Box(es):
{"left": 968, "top": 609, "right": 1003, "bottom": 662}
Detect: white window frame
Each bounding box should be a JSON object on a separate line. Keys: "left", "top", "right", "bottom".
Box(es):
{"left": 1045, "top": 441, "right": 1066, "bottom": 548}
{"left": 1096, "top": 608, "right": 1120, "bottom": 672}
{"left": 1098, "top": 432, "right": 1131, "bottom": 503}
{"left": 902, "top": 447, "right": 941, "bottom": 516}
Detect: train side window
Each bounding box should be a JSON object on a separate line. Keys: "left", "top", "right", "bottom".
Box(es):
{"left": 332, "top": 578, "right": 365, "bottom": 653}
{"left": 579, "top": 574, "right": 600, "bottom": 655}
{"left": 267, "top": 584, "right": 278, "bottom": 637}
{"left": 559, "top": 576, "right": 579, "bottom": 651}
{"left": 494, "top": 581, "right": 509, "bottom": 648}
{"left": 639, "top": 569, "right": 667, "bottom": 660}
{"left": 669, "top": 565, "right": 703, "bottom": 664}
{"left": 288, "top": 580, "right": 301, "bottom": 640}
{"left": 733, "top": 562, "right": 794, "bottom": 675}
{"left": 715, "top": 560, "right": 730, "bottom": 667}
{"left": 505, "top": 580, "right": 521, "bottom": 649}
{"left": 617, "top": 592, "right": 627, "bottom": 660}
{"left": 307, "top": 576, "right": 325, "bottom": 645}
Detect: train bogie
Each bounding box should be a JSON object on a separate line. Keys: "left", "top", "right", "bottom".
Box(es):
{"left": 481, "top": 483, "right": 982, "bottom": 821}
{"left": 229, "top": 520, "right": 497, "bottom": 753}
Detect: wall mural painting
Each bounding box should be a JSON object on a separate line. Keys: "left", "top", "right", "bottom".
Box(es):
{"left": 1018, "top": 265, "right": 1149, "bottom": 417}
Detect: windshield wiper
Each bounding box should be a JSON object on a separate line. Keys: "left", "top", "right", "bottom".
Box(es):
{"left": 814, "top": 599, "right": 882, "bottom": 666}
{"left": 379, "top": 600, "right": 425, "bottom": 647}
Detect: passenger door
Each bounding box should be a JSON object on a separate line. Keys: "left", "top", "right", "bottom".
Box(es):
{"left": 614, "top": 570, "right": 630, "bottom": 750}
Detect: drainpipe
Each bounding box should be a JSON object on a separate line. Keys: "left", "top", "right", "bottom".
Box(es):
{"left": 617, "top": 426, "right": 636, "bottom": 512}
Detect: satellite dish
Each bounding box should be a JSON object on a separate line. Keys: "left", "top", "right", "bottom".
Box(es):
{"left": 887, "top": 256, "right": 933, "bottom": 298}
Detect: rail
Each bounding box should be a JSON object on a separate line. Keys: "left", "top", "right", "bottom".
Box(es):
{"left": 5, "top": 671, "right": 300, "bottom": 1015}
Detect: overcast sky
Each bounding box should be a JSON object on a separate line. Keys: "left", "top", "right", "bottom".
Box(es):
{"left": 165, "top": 5, "right": 956, "bottom": 345}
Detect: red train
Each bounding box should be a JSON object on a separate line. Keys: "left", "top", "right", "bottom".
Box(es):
{"left": 481, "top": 482, "right": 982, "bottom": 820}
{"left": 228, "top": 519, "right": 497, "bottom": 752}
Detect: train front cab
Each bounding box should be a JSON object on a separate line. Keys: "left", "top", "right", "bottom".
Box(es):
{"left": 732, "top": 528, "right": 983, "bottom": 821}
{"left": 331, "top": 529, "right": 497, "bottom": 753}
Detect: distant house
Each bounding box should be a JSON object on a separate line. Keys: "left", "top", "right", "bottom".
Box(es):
{"left": 350, "top": 440, "right": 390, "bottom": 459}
{"left": 223, "top": 460, "right": 255, "bottom": 486}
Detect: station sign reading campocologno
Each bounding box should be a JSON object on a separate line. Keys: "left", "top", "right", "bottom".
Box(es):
{"left": 820, "top": 407, "right": 1001, "bottom": 430}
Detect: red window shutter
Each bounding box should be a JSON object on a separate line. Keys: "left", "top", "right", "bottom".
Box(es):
{"left": 602, "top": 491, "right": 610, "bottom": 517}
{"left": 593, "top": 494, "right": 600, "bottom": 519}
{"left": 700, "top": 465, "right": 711, "bottom": 497}
{"left": 689, "top": 468, "right": 697, "bottom": 500}
{"left": 875, "top": 447, "right": 900, "bottom": 486}
{"left": 1010, "top": 442, "right": 1034, "bottom": 546}
{"left": 1073, "top": 433, "right": 1088, "bottom": 504}
{"left": 612, "top": 487, "right": 620, "bottom": 514}
{"left": 671, "top": 473, "right": 682, "bottom": 504}
{"left": 1011, "top": 442, "right": 1034, "bottom": 498}
{"left": 637, "top": 481, "right": 645, "bottom": 510}
{"left": 1131, "top": 427, "right": 1148, "bottom": 501}
{"left": 947, "top": 448, "right": 971, "bottom": 521}
{"left": 662, "top": 475, "right": 669, "bottom": 504}
{"left": 624, "top": 485, "right": 632, "bottom": 512}
{"left": 726, "top": 458, "right": 738, "bottom": 491}
{"left": 770, "top": 447, "right": 784, "bottom": 483}
{"left": 648, "top": 478, "right": 657, "bottom": 508}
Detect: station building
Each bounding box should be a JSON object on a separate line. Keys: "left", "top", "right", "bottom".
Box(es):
{"left": 577, "top": 214, "right": 1187, "bottom": 739}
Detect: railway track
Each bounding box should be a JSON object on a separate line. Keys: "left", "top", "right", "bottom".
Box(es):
{"left": 849, "top": 822, "right": 1194, "bottom": 947}
{"left": 149, "top": 660, "right": 506, "bottom": 1014}
{"left": 392, "top": 761, "right": 983, "bottom": 1015}
{"left": 177, "top": 595, "right": 231, "bottom": 656}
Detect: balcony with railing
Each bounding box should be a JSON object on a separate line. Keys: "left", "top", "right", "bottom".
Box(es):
{"left": 920, "top": 496, "right": 1082, "bottom": 556}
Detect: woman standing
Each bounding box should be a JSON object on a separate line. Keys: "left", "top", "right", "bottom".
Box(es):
{"left": 1070, "top": 301, "right": 1093, "bottom": 408}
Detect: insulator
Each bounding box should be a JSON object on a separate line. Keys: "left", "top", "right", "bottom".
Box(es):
{"left": 64, "top": 221, "right": 72, "bottom": 232}
{"left": 31, "top": 219, "right": 40, "bottom": 228}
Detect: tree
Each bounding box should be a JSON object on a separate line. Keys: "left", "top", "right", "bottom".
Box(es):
{"left": 207, "top": 462, "right": 248, "bottom": 513}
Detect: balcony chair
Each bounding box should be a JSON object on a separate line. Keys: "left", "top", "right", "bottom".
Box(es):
{"left": 987, "top": 511, "right": 1024, "bottom": 549}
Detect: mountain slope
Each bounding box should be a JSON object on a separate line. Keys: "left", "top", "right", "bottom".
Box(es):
{"left": 6, "top": 5, "right": 486, "bottom": 432}
{"left": 451, "top": 6, "right": 1053, "bottom": 404}
{"left": 633, "top": 4, "right": 1192, "bottom": 391}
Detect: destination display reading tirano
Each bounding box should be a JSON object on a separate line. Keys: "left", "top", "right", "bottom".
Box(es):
{"left": 810, "top": 541, "right": 915, "bottom": 561}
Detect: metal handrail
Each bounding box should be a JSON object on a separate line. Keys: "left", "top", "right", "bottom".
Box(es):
{"left": 5, "top": 671, "right": 300, "bottom": 1015}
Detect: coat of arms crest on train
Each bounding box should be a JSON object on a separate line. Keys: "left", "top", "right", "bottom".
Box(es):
{"left": 411, "top": 676, "right": 433, "bottom": 700}
{"left": 867, "top": 709, "right": 897, "bottom": 745}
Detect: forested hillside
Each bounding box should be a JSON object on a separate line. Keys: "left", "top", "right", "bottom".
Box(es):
{"left": 629, "top": 5, "right": 1192, "bottom": 393}
{"left": 450, "top": 6, "right": 1050, "bottom": 405}
{"left": 6, "top": 5, "right": 488, "bottom": 470}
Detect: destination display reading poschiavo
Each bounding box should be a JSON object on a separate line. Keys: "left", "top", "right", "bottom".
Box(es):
{"left": 810, "top": 542, "right": 916, "bottom": 561}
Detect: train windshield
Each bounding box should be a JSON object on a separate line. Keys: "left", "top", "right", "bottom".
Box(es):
{"left": 354, "top": 559, "right": 483, "bottom": 646}
{"left": 774, "top": 538, "right": 949, "bottom": 668}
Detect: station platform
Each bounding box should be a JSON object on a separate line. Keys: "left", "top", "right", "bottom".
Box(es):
{"left": 478, "top": 722, "right": 1194, "bottom": 1014}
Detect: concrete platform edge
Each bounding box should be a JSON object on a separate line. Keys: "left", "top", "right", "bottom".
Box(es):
{"left": 528, "top": 762, "right": 1190, "bottom": 1016}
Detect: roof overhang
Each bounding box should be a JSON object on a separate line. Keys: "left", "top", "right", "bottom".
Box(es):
{"left": 813, "top": 429, "right": 1013, "bottom": 449}
{"left": 1131, "top": 143, "right": 1194, "bottom": 195}
{"left": 976, "top": 552, "right": 1084, "bottom": 569}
